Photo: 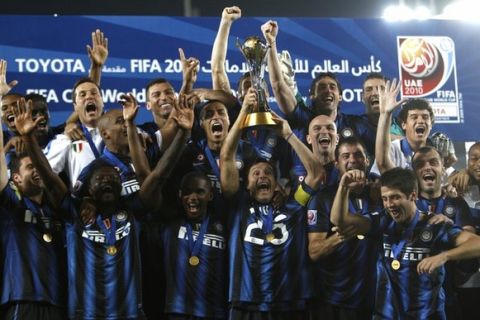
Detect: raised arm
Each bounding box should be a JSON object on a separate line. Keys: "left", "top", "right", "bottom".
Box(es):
{"left": 121, "top": 93, "right": 150, "bottom": 183}
{"left": 139, "top": 94, "right": 195, "bottom": 211}
{"left": 191, "top": 88, "right": 238, "bottom": 109}
{"left": 375, "top": 79, "right": 406, "bottom": 174}
{"left": 87, "top": 29, "right": 108, "bottom": 86}
{"left": 220, "top": 87, "right": 254, "bottom": 197}
{"left": 270, "top": 111, "right": 322, "bottom": 190}
{"left": 211, "top": 6, "right": 241, "bottom": 93}
{"left": 0, "top": 60, "right": 18, "bottom": 99}
{"left": 14, "top": 99, "right": 67, "bottom": 205}
{"left": 330, "top": 169, "right": 371, "bottom": 234}
{"left": 261, "top": 20, "right": 296, "bottom": 114}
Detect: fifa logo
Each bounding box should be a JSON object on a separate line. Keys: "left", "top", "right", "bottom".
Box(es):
{"left": 397, "top": 36, "right": 460, "bottom": 123}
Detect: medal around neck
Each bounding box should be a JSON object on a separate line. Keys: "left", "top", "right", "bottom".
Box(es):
{"left": 106, "top": 245, "right": 117, "bottom": 256}
{"left": 391, "top": 259, "right": 401, "bottom": 270}
{"left": 43, "top": 233, "right": 53, "bottom": 243}
{"left": 266, "top": 233, "right": 275, "bottom": 242}
{"left": 189, "top": 255, "right": 200, "bottom": 266}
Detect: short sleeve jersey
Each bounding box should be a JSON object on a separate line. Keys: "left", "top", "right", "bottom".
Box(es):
{"left": 60, "top": 194, "right": 146, "bottom": 319}
{"left": 368, "top": 211, "right": 462, "bottom": 319}
{"left": 0, "top": 183, "right": 66, "bottom": 307}
{"left": 160, "top": 214, "right": 228, "bottom": 318}
{"left": 228, "top": 189, "right": 314, "bottom": 311}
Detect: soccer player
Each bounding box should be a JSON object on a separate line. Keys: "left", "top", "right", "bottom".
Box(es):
{"left": 160, "top": 171, "right": 228, "bottom": 319}
{"left": 412, "top": 145, "right": 475, "bottom": 319}
{"left": 370, "top": 79, "right": 432, "bottom": 177}
{"left": 307, "top": 136, "right": 380, "bottom": 319}
{"left": 14, "top": 94, "right": 193, "bottom": 319}
{"left": 0, "top": 98, "right": 67, "bottom": 318}
{"left": 220, "top": 87, "right": 322, "bottom": 318}
{"left": 262, "top": 20, "right": 375, "bottom": 182}
{"left": 331, "top": 167, "right": 480, "bottom": 319}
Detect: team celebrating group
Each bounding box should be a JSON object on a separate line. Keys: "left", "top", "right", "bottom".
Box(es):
{"left": 1, "top": 5, "right": 480, "bottom": 320}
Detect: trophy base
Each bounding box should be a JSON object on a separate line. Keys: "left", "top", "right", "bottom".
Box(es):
{"left": 243, "top": 112, "right": 277, "bottom": 128}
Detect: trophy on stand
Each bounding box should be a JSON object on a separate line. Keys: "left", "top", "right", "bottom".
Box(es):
{"left": 236, "top": 36, "right": 277, "bottom": 128}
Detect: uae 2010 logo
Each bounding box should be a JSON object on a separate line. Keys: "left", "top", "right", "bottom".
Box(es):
{"left": 397, "top": 36, "right": 461, "bottom": 123}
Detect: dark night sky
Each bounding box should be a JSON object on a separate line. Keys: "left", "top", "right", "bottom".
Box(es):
{"left": 2, "top": 0, "right": 450, "bottom": 17}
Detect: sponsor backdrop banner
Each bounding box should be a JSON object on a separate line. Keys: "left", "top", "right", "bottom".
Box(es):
{"left": 1, "top": 15, "right": 479, "bottom": 147}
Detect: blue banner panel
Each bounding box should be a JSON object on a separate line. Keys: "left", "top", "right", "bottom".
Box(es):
{"left": 1, "top": 15, "right": 479, "bottom": 142}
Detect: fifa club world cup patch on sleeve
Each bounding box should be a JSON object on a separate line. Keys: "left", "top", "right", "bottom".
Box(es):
{"left": 307, "top": 210, "right": 317, "bottom": 225}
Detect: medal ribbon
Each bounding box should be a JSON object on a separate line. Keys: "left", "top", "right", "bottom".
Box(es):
{"left": 81, "top": 123, "right": 104, "bottom": 159}
{"left": 102, "top": 148, "right": 133, "bottom": 180}
{"left": 419, "top": 196, "right": 446, "bottom": 214}
{"left": 400, "top": 138, "right": 414, "bottom": 161}
{"left": 23, "top": 197, "right": 51, "bottom": 235}
{"left": 391, "top": 210, "right": 420, "bottom": 263}
{"left": 348, "top": 197, "right": 368, "bottom": 214}
{"left": 203, "top": 145, "right": 221, "bottom": 179}
{"left": 185, "top": 215, "right": 210, "bottom": 258}
{"left": 254, "top": 205, "right": 274, "bottom": 235}
{"left": 97, "top": 214, "right": 117, "bottom": 246}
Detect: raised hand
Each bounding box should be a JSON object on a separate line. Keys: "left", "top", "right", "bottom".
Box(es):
{"left": 119, "top": 93, "right": 139, "bottom": 122}
{"left": 13, "top": 98, "right": 43, "bottom": 136}
{"left": 172, "top": 93, "right": 196, "bottom": 131}
{"left": 261, "top": 20, "right": 278, "bottom": 45}
{"left": 0, "top": 60, "right": 18, "bottom": 97}
{"left": 87, "top": 29, "right": 109, "bottom": 67}
{"left": 270, "top": 110, "right": 292, "bottom": 139}
{"left": 340, "top": 169, "right": 366, "bottom": 190}
{"left": 221, "top": 6, "right": 241, "bottom": 22}
{"left": 179, "top": 48, "right": 199, "bottom": 85}
{"left": 241, "top": 87, "right": 258, "bottom": 113}
{"left": 378, "top": 78, "right": 406, "bottom": 114}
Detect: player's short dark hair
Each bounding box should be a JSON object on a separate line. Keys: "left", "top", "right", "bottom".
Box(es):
{"left": 362, "top": 72, "right": 388, "bottom": 88}
{"left": 309, "top": 72, "right": 343, "bottom": 96}
{"left": 398, "top": 98, "right": 435, "bottom": 125}
{"left": 145, "top": 78, "right": 174, "bottom": 97}
{"left": 335, "top": 136, "right": 368, "bottom": 161}
{"left": 380, "top": 167, "right": 418, "bottom": 196}
{"left": 72, "top": 78, "right": 101, "bottom": 103}
{"left": 198, "top": 100, "right": 227, "bottom": 120}
{"left": 468, "top": 142, "right": 480, "bottom": 157}
{"left": 412, "top": 146, "right": 443, "bottom": 169}
{"left": 244, "top": 159, "right": 278, "bottom": 182}
{"left": 9, "top": 152, "right": 29, "bottom": 175}
{"left": 1, "top": 92, "right": 23, "bottom": 103}
{"left": 180, "top": 171, "right": 212, "bottom": 193}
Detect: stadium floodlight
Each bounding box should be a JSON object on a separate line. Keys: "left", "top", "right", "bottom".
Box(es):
{"left": 440, "top": 0, "right": 480, "bottom": 21}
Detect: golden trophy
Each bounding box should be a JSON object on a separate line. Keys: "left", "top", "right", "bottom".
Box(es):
{"left": 236, "top": 36, "right": 277, "bottom": 128}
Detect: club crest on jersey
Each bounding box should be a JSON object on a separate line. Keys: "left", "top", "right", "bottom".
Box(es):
{"left": 267, "top": 137, "right": 277, "bottom": 147}
{"left": 420, "top": 229, "right": 433, "bottom": 242}
{"left": 341, "top": 128, "right": 353, "bottom": 138}
{"left": 197, "top": 154, "right": 205, "bottom": 161}
{"left": 236, "top": 160, "right": 244, "bottom": 170}
{"left": 72, "top": 141, "right": 84, "bottom": 153}
{"left": 444, "top": 205, "right": 455, "bottom": 217}
{"left": 307, "top": 210, "right": 317, "bottom": 225}
{"left": 214, "top": 223, "right": 223, "bottom": 233}
{"left": 115, "top": 211, "right": 127, "bottom": 221}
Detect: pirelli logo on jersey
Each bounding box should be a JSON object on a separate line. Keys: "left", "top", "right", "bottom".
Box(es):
{"left": 121, "top": 179, "right": 140, "bottom": 196}
{"left": 177, "top": 226, "right": 226, "bottom": 250}
{"left": 82, "top": 221, "right": 132, "bottom": 243}
{"left": 383, "top": 243, "right": 431, "bottom": 262}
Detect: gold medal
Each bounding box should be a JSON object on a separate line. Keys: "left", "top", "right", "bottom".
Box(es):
{"left": 266, "top": 233, "right": 275, "bottom": 242}
{"left": 356, "top": 235, "right": 365, "bottom": 240}
{"left": 106, "top": 245, "right": 117, "bottom": 256}
{"left": 391, "top": 259, "right": 401, "bottom": 270}
{"left": 43, "top": 233, "right": 53, "bottom": 243}
{"left": 189, "top": 256, "right": 200, "bottom": 266}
